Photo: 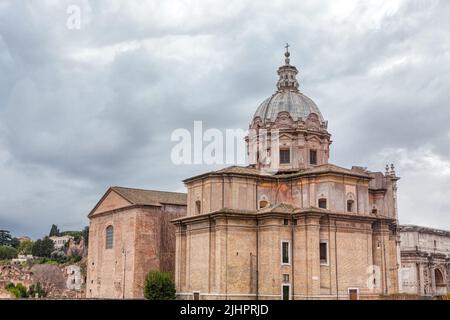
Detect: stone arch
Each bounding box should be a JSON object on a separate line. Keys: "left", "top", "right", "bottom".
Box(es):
{"left": 435, "top": 268, "right": 445, "bottom": 286}
{"left": 346, "top": 193, "right": 356, "bottom": 213}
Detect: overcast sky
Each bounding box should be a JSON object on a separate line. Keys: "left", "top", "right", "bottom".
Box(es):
{"left": 0, "top": 0, "right": 449, "bottom": 239}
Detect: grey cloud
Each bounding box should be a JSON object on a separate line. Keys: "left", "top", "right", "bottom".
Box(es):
{"left": 0, "top": 0, "right": 449, "bottom": 238}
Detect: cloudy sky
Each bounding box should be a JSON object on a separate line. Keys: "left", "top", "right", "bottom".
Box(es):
{"left": 0, "top": 0, "right": 449, "bottom": 239}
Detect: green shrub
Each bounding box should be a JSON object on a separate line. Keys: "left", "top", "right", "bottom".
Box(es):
{"left": 0, "top": 245, "right": 18, "bottom": 260}
{"left": 6, "top": 283, "right": 29, "bottom": 298}
{"left": 28, "top": 282, "right": 47, "bottom": 298}
{"left": 144, "top": 271, "right": 176, "bottom": 300}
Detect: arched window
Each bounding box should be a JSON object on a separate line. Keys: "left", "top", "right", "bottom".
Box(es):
{"left": 105, "top": 225, "right": 114, "bottom": 249}
{"left": 435, "top": 269, "right": 445, "bottom": 286}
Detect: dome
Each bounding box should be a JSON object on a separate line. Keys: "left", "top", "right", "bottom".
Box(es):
{"left": 253, "top": 90, "right": 324, "bottom": 124}
{"left": 251, "top": 45, "right": 325, "bottom": 125}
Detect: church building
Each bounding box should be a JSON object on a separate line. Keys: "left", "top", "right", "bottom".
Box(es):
{"left": 86, "top": 186, "right": 187, "bottom": 298}
{"left": 173, "top": 47, "right": 401, "bottom": 300}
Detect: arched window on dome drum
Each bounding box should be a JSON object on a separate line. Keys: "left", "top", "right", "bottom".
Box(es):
{"left": 105, "top": 225, "right": 114, "bottom": 249}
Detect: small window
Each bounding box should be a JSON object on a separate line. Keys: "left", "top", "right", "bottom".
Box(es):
{"left": 283, "top": 219, "right": 289, "bottom": 226}
{"left": 280, "top": 149, "right": 290, "bottom": 164}
{"left": 195, "top": 200, "right": 201, "bottom": 214}
{"left": 282, "top": 274, "right": 290, "bottom": 283}
{"left": 320, "top": 241, "right": 328, "bottom": 265}
{"left": 347, "top": 200, "right": 354, "bottom": 212}
{"left": 349, "top": 289, "right": 358, "bottom": 300}
{"left": 281, "top": 241, "right": 290, "bottom": 265}
{"left": 318, "top": 198, "right": 327, "bottom": 209}
{"left": 105, "top": 225, "right": 114, "bottom": 249}
{"left": 193, "top": 292, "right": 200, "bottom": 300}
{"left": 372, "top": 208, "right": 378, "bottom": 214}
{"left": 309, "top": 150, "right": 317, "bottom": 165}
{"left": 282, "top": 285, "right": 290, "bottom": 300}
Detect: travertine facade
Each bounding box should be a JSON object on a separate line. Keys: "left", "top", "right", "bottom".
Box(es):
{"left": 173, "top": 48, "right": 401, "bottom": 300}
{"left": 399, "top": 225, "right": 450, "bottom": 297}
{"left": 86, "top": 186, "right": 186, "bottom": 298}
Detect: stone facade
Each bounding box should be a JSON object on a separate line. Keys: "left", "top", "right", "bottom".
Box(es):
{"left": 399, "top": 225, "right": 450, "bottom": 297}
{"left": 173, "top": 49, "right": 401, "bottom": 300}
{"left": 86, "top": 186, "right": 187, "bottom": 299}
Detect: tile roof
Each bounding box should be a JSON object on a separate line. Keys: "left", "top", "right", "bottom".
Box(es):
{"left": 111, "top": 186, "right": 187, "bottom": 206}
{"left": 183, "top": 163, "right": 371, "bottom": 183}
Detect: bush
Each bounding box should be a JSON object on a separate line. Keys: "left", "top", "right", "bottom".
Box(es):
{"left": 0, "top": 245, "right": 18, "bottom": 260}
{"left": 144, "top": 271, "right": 176, "bottom": 300}
{"left": 28, "top": 282, "right": 47, "bottom": 298}
{"left": 6, "top": 283, "right": 29, "bottom": 298}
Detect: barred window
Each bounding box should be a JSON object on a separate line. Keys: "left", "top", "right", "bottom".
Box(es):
{"left": 105, "top": 225, "right": 114, "bottom": 249}
{"left": 281, "top": 241, "right": 290, "bottom": 265}
{"left": 310, "top": 150, "right": 317, "bottom": 165}
{"left": 280, "top": 149, "right": 290, "bottom": 164}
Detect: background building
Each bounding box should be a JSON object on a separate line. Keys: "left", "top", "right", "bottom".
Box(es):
{"left": 86, "top": 186, "right": 186, "bottom": 298}
{"left": 399, "top": 225, "right": 450, "bottom": 297}
{"left": 49, "top": 235, "right": 73, "bottom": 250}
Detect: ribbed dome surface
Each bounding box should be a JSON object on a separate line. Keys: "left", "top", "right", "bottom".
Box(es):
{"left": 253, "top": 90, "right": 324, "bottom": 124}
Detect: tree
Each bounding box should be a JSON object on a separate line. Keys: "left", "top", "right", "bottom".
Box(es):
{"left": 144, "top": 271, "right": 176, "bottom": 300}
{"left": 0, "top": 230, "right": 12, "bottom": 246}
{"left": 82, "top": 226, "right": 89, "bottom": 248}
{"left": 11, "top": 237, "right": 20, "bottom": 249}
{"left": 0, "top": 245, "right": 18, "bottom": 260}
{"left": 32, "top": 237, "right": 54, "bottom": 258}
{"left": 49, "top": 224, "right": 60, "bottom": 237}
{"left": 18, "top": 240, "right": 34, "bottom": 255}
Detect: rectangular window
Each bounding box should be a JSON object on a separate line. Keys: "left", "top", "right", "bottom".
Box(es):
{"left": 320, "top": 241, "right": 328, "bottom": 265}
{"left": 195, "top": 201, "right": 201, "bottom": 214}
{"left": 282, "top": 285, "right": 290, "bottom": 300}
{"left": 283, "top": 219, "right": 289, "bottom": 226}
{"left": 318, "top": 198, "right": 327, "bottom": 209}
{"left": 280, "top": 149, "right": 290, "bottom": 164}
{"left": 281, "top": 241, "right": 290, "bottom": 265}
{"left": 310, "top": 150, "right": 317, "bottom": 165}
{"left": 282, "top": 274, "right": 290, "bottom": 283}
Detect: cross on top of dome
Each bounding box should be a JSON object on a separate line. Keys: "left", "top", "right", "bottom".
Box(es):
{"left": 284, "top": 43, "right": 290, "bottom": 64}
{"left": 276, "top": 44, "right": 299, "bottom": 92}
